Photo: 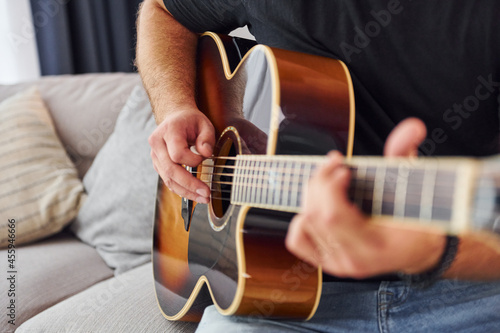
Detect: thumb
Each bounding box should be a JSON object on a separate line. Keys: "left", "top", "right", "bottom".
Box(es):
{"left": 195, "top": 119, "right": 215, "bottom": 158}
{"left": 384, "top": 118, "right": 427, "bottom": 157}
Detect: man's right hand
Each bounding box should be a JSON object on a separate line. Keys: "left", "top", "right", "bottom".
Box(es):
{"left": 148, "top": 107, "right": 216, "bottom": 204}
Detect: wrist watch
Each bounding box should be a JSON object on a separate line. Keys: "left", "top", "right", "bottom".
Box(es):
{"left": 398, "top": 235, "right": 460, "bottom": 288}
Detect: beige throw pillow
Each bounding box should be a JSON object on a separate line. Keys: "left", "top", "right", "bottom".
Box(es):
{"left": 0, "top": 87, "right": 86, "bottom": 247}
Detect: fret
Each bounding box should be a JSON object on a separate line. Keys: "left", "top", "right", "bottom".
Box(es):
{"left": 393, "top": 164, "right": 408, "bottom": 218}
{"left": 404, "top": 169, "right": 424, "bottom": 218}
{"left": 381, "top": 167, "right": 397, "bottom": 216}
{"left": 246, "top": 160, "right": 254, "bottom": 204}
{"left": 235, "top": 159, "right": 241, "bottom": 203}
{"left": 257, "top": 160, "right": 263, "bottom": 204}
{"left": 268, "top": 160, "right": 277, "bottom": 206}
{"left": 261, "top": 161, "right": 271, "bottom": 203}
{"left": 243, "top": 159, "right": 250, "bottom": 204}
{"left": 251, "top": 160, "right": 260, "bottom": 204}
{"left": 232, "top": 159, "right": 240, "bottom": 203}
{"left": 236, "top": 159, "right": 243, "bottom": 203}
{"left": 286, "top": 161, "right": 293, "bottom": 207}
{"left": 309, "top": 163, "right": 318, "bottom": 182}
{"left": 242, "top": 159, "right": 250, "bottom": 203}
{"left": 231, "top": 159, "right": 237, "bottom": 203}
{"left": 290, "top": 161, "right": 300, "bottom": 208}
{"left": 282, "top": 160, "right": 292, "bottom": 207}
{"left": 352, "top": 164, "right": 366, "bottom": 209}
{"left": 271, "top": 160, "right": 279, "bottom": 206}
{"left": 261, "top": 160, "right": 268, "bottom": 206}
{"left": 450, "top": 159, "right": 480, "bottom": 232}
{"left": 304, "top": 162, "right": 313, "bottom": 184}
{"left": 471, "top": 173, "right": 499, "bottom": 231}
{"left": 419, "top": 165, "right": 437, "bottom": 221}
{"left": 300, "top": 162, "right": 313, "bottom": 207}
{"left": 449, "top": 160, "right": 479, "bottom": 233}
{"left": 256, "top": 160, "right": 264, "bottom": 206}
{"left": 255, "top": 160, "right": 261, "bottom": 204}
{"left": 371, "top": 165, "right": 386, "bottom": 216}
{"left": 276, "top": 160, "right": 285, "bottom": 207}
{"left": 250, "top": 160, "right": 257, "bottom": 205}
{"left": 432, "top": 170, "right": 455, "bottom": 221}
{"left": 362, "top": 167, "right": 376, "bottom": 214}
{"left": 264, "top": 160, "right": 270, "bottom": 205}
{"left": 239, "top": 159, "right": 247, "bottom": 203}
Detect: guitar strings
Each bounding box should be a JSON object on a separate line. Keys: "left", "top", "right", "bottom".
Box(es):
{"left": 196, "top": 156, "right": 459, "bottom": 187}
{"left": 198, "top": 189, "right": 455, "bottom": 212}
{"left": 192, "top": 174, "right": 458, "bottom": 202}
{"left": 194, "top": 179, "right": 455, "bottom": 207}
{"left": 194, "top": 172, "right": 454, "bottom": 198}
{"left": 183, "top": 156, "right": 458, "bottom": 206}
{"left": 193, "top": 167, "right": 459, "bottom": 186}
{"left": 190, "top": 170, "right": 458, "bottom": 196}
{"left": 187, "top": 165, "right": 457, "bottom": 210}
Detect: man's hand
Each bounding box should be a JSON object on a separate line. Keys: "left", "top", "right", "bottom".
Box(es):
{"left": 285, "top": 118, "right": 447, "bottom": 278}
{"left": 137, "top": 0, "right": 214, "bottom": 203}
{"left": 149, "top": 107, "right": 215, "bottom": 204}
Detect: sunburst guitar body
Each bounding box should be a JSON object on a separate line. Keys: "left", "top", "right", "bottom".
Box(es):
{"left": 152, "top": 32, "right": 355, "bottom": 322}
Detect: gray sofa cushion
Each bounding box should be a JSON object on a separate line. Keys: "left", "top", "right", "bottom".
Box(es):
{"left": 0, "top": 73, "right": 142, "bottom": 178}
{"left": 0, "top": 232, "right": 114, "bottom": 332}
{"left": 16, "top": 263, "right": 198, "bottom": 333}
{"left": 71, "top": 86, "right": 157, "bottom": 275}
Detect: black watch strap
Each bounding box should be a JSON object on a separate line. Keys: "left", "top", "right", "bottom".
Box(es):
{"left": 398, "top": 235, "right": 460, "bottom": 288}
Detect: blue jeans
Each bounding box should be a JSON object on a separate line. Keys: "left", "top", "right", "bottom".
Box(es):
{"left": 196, "top": 280, "right": 500, "bottom": 332}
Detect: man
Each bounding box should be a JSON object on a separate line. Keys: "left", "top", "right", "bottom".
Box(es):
{"left": 136, "top": 0, "right": 500, "bottom": 331}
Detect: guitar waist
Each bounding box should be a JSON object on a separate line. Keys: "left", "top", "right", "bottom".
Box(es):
{"left": 323, "top": 273, "right": 403, "bottom": 283}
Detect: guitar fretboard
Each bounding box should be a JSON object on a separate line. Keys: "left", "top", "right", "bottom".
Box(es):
{"left": 229, "top": 155, "right": 478, "bottom": 233}
{"left": 232, "top": 155, "right": 320, "bottom": 211}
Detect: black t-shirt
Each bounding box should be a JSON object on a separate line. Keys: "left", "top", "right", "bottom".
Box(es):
{"left": 164, "top": 0, "right": 500, "bottom": 156}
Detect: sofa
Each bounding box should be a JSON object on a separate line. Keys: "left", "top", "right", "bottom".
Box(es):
{"left": 0, "top": 73, "right": 198, "bottom": 332}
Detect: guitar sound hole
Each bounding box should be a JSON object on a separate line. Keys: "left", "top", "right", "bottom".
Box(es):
{"left": 212, "top": 142, "right": 236, "bottom": 219}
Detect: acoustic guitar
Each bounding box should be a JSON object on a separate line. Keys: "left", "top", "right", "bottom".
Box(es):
{"left": 152, "top": 32, "right": 500, "bottom": 322}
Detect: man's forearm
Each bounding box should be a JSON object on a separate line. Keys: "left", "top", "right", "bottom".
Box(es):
{"left": 136, "top": 0, "right": 198, "bottom": 123}
{"left": 443, "top": 232, "right": 500, "bottom": 280}
{"left": 374, "top": 221, "right": 500, "bottom": 281}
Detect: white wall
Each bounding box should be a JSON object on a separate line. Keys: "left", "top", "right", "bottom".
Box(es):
{"left": 0, "top": 0, "right": 40, "bottom": 84}
{"left": 0, "top": 6, "right": 252, "bottom": 85}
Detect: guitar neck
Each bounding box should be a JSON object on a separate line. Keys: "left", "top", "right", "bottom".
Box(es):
{"left": 230, "top": 154, "right": 481, "bottom": 233}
